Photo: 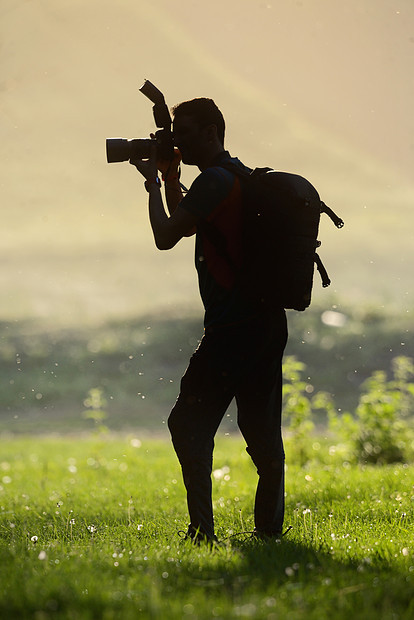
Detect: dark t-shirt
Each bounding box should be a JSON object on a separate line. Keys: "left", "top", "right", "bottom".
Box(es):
{"left": 179, "top": 151, "right": 258, "bottom": 328}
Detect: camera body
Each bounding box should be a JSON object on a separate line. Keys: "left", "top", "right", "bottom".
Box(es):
{"left": 106, "top": 80, "right": 174, "bottom": 163}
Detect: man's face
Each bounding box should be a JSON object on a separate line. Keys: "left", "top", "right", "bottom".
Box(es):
{"left": 172, "top": 115, "right": 208, "bottom": 165}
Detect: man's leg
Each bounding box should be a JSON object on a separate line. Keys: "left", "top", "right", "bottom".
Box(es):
{"left": 168, "top": 332, "right": 234, "bottom": 540}
{"left": 236, "top": 310, "right": 288, "bottom": 536}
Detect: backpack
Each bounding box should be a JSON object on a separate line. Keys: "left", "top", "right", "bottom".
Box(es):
{"left": 216, "top": 163, "right": 344, "bottom": 311}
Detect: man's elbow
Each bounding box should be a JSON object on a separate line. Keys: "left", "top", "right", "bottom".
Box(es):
{"left": 154, "top": 234, "right": 177, "bottom": 251}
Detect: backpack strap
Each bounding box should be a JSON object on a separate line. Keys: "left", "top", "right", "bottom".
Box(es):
{"left": 314, "top": 253, "right": 331, "bottom": 287}
{"left": 320, "top": 201, "right": 344, "bottom": 228}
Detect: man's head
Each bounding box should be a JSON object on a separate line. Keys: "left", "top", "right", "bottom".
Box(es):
{"left": 171, "top": 98, "right": 225, "bottom": 168}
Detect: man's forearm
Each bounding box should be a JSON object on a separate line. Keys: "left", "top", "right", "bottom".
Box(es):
{"left": 145, "top": 182, "right": 197, "bottom": 251}
{"left": 164, "top": 178, "right": 183, "bottom": 215}
{"left": 164, "top": 178, "right": 196, "bottom": 238}
{"left": 147, "top": 184, "right": 172, "bottom": 250}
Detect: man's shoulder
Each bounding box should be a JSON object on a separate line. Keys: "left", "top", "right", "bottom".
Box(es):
{"left": 187, "top": 166, "right": 234, "bottom": 199}
{"left": 199, "top": 155, "right": 251, "bottom": 191}
{"left": 180, "top": 154, "right": 250, "bottom": 218}
{"left": 209, "top": 154, "right": 251, "bottom": 175}
{"left": 215, "top": 155, "right": 252, "bottom": 176}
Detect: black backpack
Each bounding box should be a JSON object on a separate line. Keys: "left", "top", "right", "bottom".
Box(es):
{"left": 214, "top": 163, "right": 344, "bottom": 311}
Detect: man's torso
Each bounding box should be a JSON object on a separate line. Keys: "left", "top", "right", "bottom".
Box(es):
{"left": 179, "top": 152, "right": 259, "bottom": 327}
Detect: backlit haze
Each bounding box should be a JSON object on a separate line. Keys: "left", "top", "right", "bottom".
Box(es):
{"left": 1, "top": 0, "right": 413, "bottom": 324}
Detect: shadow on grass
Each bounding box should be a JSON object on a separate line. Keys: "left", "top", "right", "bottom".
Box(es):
{"left": 176, "top": 536, "right": 412, "bottom": 617}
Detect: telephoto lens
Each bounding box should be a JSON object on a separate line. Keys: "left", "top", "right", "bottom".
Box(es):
{"left": 106, "top": 138, "right": 152, "bottom": 163}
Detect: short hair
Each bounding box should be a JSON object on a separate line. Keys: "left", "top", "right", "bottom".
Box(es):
{"left": 171, "top": 98, "right": 225, "bottom": 145}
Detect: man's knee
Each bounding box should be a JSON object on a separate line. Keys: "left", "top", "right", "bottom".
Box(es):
{"left": 167, "top": 405, "right": 185, "bottom": 446}
{"left": 246, "top": 444, "right": 285, "bottom": 476}
{"left": 168, "top": 401, "right": 198, "bottom": 460}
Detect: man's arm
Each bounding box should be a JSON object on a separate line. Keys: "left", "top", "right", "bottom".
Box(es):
{"left": 164, "top": 177, "right": 183, "bottom": 215}
{"left": 158, "top": 148, "right": 183, "bottom": 216}
{"left": 146, "top": 181, "right": 197, "bottom": 250}
{"left": 130, "top": 144, "right": 197, "bottom": 250}
{"left": 163, "top": 177, "right": 196, "bottom": 238}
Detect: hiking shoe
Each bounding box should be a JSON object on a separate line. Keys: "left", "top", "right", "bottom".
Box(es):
{"left": 252, "top": 525, "right": 292, "bottom": 541}
{"left": 252, "top": 528, "right": 282, "bottom": 541}
{"left": 178, "top": 526, "right": 219, "bottom": 547}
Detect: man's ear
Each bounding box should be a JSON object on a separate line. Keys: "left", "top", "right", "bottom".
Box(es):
{"left": 206, "top": 124, "right": 218, "bottom": 143}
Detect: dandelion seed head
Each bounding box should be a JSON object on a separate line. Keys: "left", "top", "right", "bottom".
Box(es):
{"left": 213, "top": 466, "right": 230, "bottom": 481}
{"left": 31, "top": 535, "right": 38, "bottom": 543}
{"left": 38, "top": 550, "right": 47, "bottom": 560}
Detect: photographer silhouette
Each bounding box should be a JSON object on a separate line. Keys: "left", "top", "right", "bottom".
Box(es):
{"left": 128, "top": 92, "right": 288, "bottom": 544}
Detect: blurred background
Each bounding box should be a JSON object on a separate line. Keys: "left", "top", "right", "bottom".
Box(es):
{"left": 1, "top": 0, "right": 413, "bottom": 433}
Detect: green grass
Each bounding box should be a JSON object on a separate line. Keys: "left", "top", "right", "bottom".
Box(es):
{"left": 0, "top": 435, "right": 413, "bottom": 619}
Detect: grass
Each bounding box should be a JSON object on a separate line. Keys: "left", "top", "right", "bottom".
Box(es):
{"left": 0, "top": 434, "right": 413, "bottom": 619}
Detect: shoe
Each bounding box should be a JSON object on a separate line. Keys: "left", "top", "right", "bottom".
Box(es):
{"left": 178, "top": 525, "right": 219, "bottom": 547}
{"left": 252, "top": 525, "right": 292, "bottom": 540}
{"left": 252, "top": 528, "right": 282, "bottom": 540}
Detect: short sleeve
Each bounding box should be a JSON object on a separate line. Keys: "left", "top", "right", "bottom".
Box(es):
{"left": 179, "top": 167, "right": 235, "bottom": 219}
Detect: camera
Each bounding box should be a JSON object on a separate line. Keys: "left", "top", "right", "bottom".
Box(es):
{"left": 106, "top": 80, "right": 174, "bottom": 163}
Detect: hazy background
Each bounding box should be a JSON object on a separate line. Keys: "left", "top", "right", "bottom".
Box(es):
{"left": 1, "top": 0, "right": 413, "bottom": 431}
{"left": 1, "top": 0, "right": 413, "bottom": 325}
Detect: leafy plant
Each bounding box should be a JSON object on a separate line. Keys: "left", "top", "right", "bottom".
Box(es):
{"left": 283, "top": 356, "right": 314, "bottom": 465}
{"left": 333, "top": 356, "right": 414, "bottom": 464}
{"left": 82, "top": 387, "right": 108, "bottom": 432}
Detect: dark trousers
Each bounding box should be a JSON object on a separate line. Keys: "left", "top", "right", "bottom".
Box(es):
{"left": 168, "top": 309, "right": 288, "bottom": 539}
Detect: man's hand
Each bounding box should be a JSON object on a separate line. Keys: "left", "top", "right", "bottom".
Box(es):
{"left": 129, "top": 136, "right": 182, "bottom": 182}
{"left": 129, "top": 136, "right": 196, "bottom": 249}
{"left": 157, "top": 146, "right": 182, "bottom": 180}
{"left": 148, "top": 133, "right": 182, "bottom": 180}
{"left": 129, "top": 141, "right": 158, "bottom": 181}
